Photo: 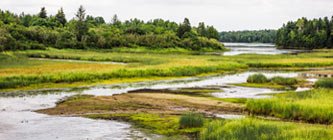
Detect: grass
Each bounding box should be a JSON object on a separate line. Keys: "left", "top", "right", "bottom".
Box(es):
{"left": 246, "top": 89, "right": 333, "bottom": 124}
{"left": 179, "top": 112, "right": 204, "bottom": 128}
{"left": 247, "top": 73, "right": 269, "bottom": 83}
{"left": 234, "top": 83, "right": 286, "bottom": 90}
{"left": 0, "top": 64, "right": 245, "bottom": 89}
{"left": 200, "top": 118, "right": 333, "bottom": 140}
{"left": 315, "top": 78, "right": 333, "bottom": 88}
{"left": 241, "top": 74, "right": 300, "bottom": 90}
{"left": 38, "top": 91, "right": 240, "bottom": 138}
{"left": 0, "top": 48, "right": 333, "bottom": 90}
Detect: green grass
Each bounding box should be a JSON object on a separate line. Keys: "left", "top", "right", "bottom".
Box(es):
{"left": 315, "top": 78, "right": 333, "bottom": 88}
{"left": 86, "top": 113, "right": 202, "bottom": 137}
{"left": 234, "top": 83, "right": 286, "bottom": 90}
{"left": 243, "top": 74, "right": 299, "bottom": 89}
{"left": 200, "top": 118, "right": 333, "bottom": 140}
{"left": 271, "top": 76, "right": 298, "bottom": 86}
{"left": 247, "top": 73, "right": 269, "bottom": 83}
{"left": 179, "top": 112, "right": 204, "bottom": 128}
{"left": 246, "top": 89, "right": 333, "bottom": 124}
{"left": 1, "top": 48, "right": 333, "bottom": 90}
{"left": 0, "top": 64, "right": 245, "bottom": 89}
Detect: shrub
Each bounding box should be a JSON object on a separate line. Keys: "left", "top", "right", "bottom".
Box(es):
{"left": 247, "top": 73, "right": 269, "bottom": 83}
{"left": 179, "top": 112, "right": 204, "bottom": 128}
{"left": 271, "top": 76, "right": 298, "bottom": 86}
{"left": 315, "top": 78, "right": 333, "bottom": 88}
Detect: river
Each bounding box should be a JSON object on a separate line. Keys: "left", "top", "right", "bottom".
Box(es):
{"left": 0, "top": 70, "right": 306, "bottom": 140}
{"left": 0, "top": 43, "right": 314, "bottom": 139}
{"left": 223, "top": 42, "right": 307, "bottom": 56}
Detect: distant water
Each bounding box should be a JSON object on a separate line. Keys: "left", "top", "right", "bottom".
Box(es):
{"left": 223, "top": 42, "right": 306, "bottom": 56}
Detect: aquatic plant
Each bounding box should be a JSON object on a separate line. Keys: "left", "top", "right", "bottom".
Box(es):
{"left": 247, "top": 73, "right": 269, "bottom": 83}
{"left": 315, "top": 78, "right": 333, "bottom": 88}
{"left": 270, "top": 76, "right": 298, "bottom": 86}
{"left": 246, "top": 89, "right": 333, "bottom": 124}
{"left": 179, "top": 112, "right": 204, "bottom": 128}
{"left": 200, "top": 118, "right": 332, "bottom": 140}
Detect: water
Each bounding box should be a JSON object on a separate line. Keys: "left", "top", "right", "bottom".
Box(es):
{"left": 0, "top": 93, "right": 150, "bottom": 140}
{"left": 223, "top": 42, "right": 307, "bottom": 56}
{"left": 0, "top": 71, "right": 302, "bottom": 139}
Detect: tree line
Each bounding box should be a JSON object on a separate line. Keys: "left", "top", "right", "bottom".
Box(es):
{"left": 0, "top": 6, "right": 223, "bottom": 51}
{"left": 219, "top": 30, "right": 276, "bottom": 43}
{"left": 276, "top": 16, "right": 333, "bottom": 49}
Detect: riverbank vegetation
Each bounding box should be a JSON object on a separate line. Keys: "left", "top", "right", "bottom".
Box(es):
{"left": 247, "top": 89, "right": 333, "bottom": 124}
{"left": 238, "top": 73, "right": 300, "bottom": 89}
{"left": 1, "top": 49, "right": 333, "bottom": 91}
{"left": 276, "top": 16, "right": 333, "bottom": 49}
{"left": 219, "top": 30, "right": 276, "bottom": 43}
{"left": 201, "top": 118, "right": 333, "bottom": 140}
{"left": 38, "top": 87, "right": 333, "bottom": 139}
{"left": 315, "top": 78, "right": 333, "bottom": 88}
{"left": 0, "top": 6, "right": 224, "bottom": 51}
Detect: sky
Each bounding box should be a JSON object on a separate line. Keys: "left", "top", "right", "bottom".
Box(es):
{"left": 0, "top": 0, "right": 333, "bottom": 31}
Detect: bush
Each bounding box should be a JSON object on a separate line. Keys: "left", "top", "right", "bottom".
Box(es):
{"left": 271, "top": 76, "right": 298, "bottom": 86}
{"left": 179, "top": 112, "right": 204, "bottom": 128}
{"left": 315, "top": 78, "right": 333, "bottom": 88}
{"left": 247, "top": 73, "right": 269, "bottom": 83}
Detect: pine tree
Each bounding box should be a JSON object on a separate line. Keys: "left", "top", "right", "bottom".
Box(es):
{"left": 55, "top": 7, "right": 67, "bottom": 26}
{"left": 38, "top": 7, "right": 47, "bottom": 18}
{"left": 75, "top": 5, "right": 88, "bottom": 42}
{"left": 177, "top": 18, "right": 191, "bottom": 38}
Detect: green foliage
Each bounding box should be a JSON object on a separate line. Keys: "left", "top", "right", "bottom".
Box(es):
{"left": 200, "top": 119, "right": 333, "bottom": 140}
{"left": 276, "top": 16, "right": 333, "bottom": 49}
{"left": 220, "top": 30, "right": 277, "bottom": 43}
{"left": 270, "top": 76, "right": 298, "bottom": 86}
{"left": 177, "top": 18, "right": 192, "bottom": 38}
{"left": 38, "top": 7, "right": 47, "bottom": 19}
{"left": 55, "top": 8, "right": 67, "bottom": 26}
{"left": 0, "top": 63, "right": 245, "bottom": 89}
{"left": 247, "top": 73, "right": 269, "bottom": 83}
{"left": 0, "top": 8, "right": 224, "bottom": 51}
{"left": 315, "top": 78, "right": 333, "bottom": 88}
{"left": 179, "top": 112, "right": 204, "bottom": 128}
{"left": 247, "top": 74, "right": 298, "bottom": 86}
{"left": 246, "top": 89, "right": 333, "bottom": 124}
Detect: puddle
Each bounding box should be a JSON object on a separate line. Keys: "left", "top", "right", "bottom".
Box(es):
{"left": 215, "top": 114, "right": 245, "bottom": 120}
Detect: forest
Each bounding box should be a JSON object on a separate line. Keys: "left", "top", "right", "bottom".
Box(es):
{"left": 219, "top": 30, "right": 276, "bottom": 43}
{"left": 276, "top": 16, "right": 333, "bottom": 49}
{"left": 0, "top": 6, "right": 223, "bottom": 51}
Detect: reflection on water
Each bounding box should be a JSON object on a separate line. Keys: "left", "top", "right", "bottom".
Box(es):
{"left": 223, "top": 42, "right": 307, "bottom": 56}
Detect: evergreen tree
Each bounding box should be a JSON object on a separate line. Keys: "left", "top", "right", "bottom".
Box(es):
{"left": 55, "top": 7, "right": 67, "bottom": 26}
{"left": 38, "top": 7, "right": 47, "bottom": 18}
{"left": 75, "top": 5, "right": 88, "bottom": 42}
{"left": 177, "top": 18, "right": 191, "bottom": 38}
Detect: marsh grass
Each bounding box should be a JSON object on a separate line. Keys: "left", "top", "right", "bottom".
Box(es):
{"left": 0, "top": 64, "right": 246, "bottom": 89}
{"left": 179, "top": 112, "right": 204, "bottom": 128}
{"left": 200, "top": 118, "right": 333, "bottom": 140}
{"left": 246, "top": 89, "right": 333, "bottom": 124}
{"left": 246, "top": 74, "right": 298, "bottom": 88}
{"left": 247, "top": 73, "right": 269, "bottom": 83}
{"left": 315, "top": 78, "right": 333, "bottom": 88}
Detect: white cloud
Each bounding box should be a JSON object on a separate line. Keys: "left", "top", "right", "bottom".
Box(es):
{"left": 0, "top": 0, "right": 332, "bottom": 31}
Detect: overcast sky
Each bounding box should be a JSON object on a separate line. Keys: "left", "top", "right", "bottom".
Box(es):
{"left": 1, "top": 0, "right": 332, "bottom": 31}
